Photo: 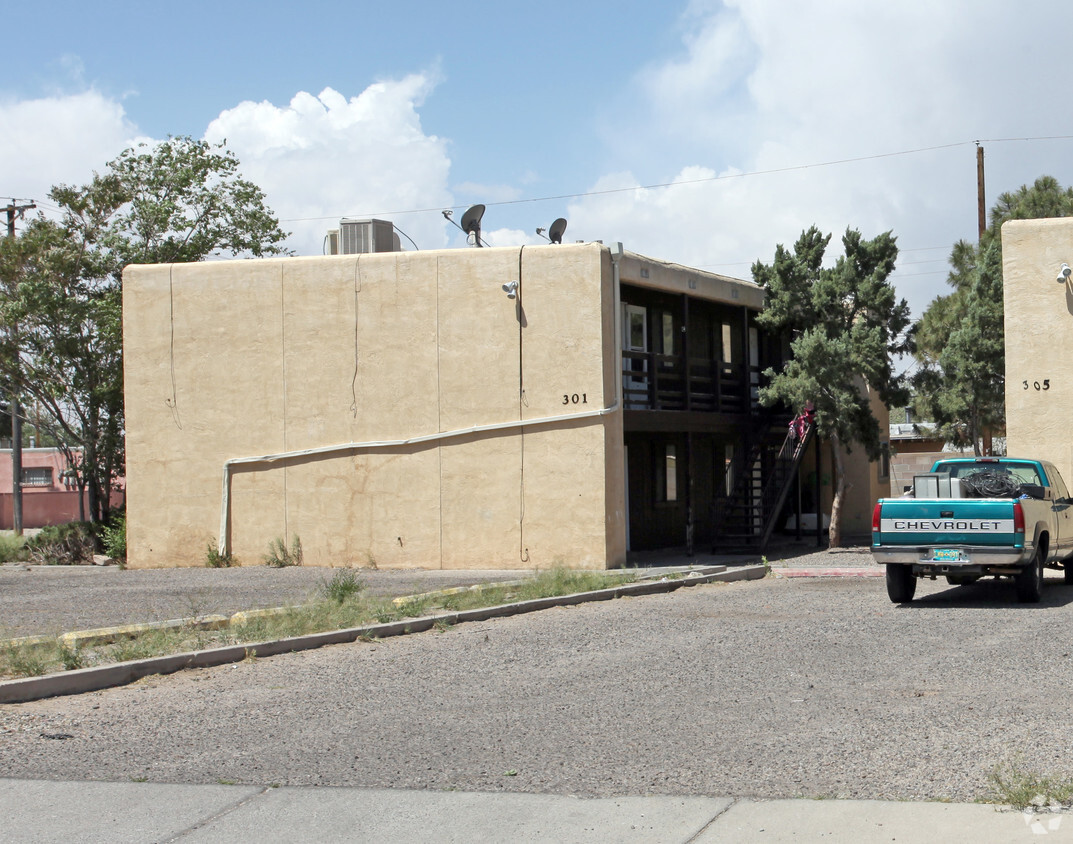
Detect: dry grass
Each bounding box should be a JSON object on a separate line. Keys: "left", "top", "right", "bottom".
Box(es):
{"left": 0, "top": 567, "right": 638, "bottom": 680}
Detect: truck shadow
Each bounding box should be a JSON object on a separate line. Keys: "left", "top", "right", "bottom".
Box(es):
{"left": 906, "top": 576, "right": 1073, "bottom": 608}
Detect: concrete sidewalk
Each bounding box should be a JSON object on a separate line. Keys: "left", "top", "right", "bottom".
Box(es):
{"left": 1, "top": 779, "right": 1066, "bottom": 843}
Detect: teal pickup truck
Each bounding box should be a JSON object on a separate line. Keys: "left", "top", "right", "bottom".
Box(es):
{"left": 871, "top": 457, "right": 1073, "bottom": 603}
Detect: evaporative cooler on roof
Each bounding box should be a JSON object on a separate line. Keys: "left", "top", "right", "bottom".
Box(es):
{"left": 338, "top": 219, "right": 399, "bottom": 254}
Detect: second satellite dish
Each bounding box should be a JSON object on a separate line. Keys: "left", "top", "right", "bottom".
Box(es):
{"left": 460, "top": 204, "right": 485, "bottom": 247}
{"left": 548, "top": 218, "right": 567, "bottom": 244}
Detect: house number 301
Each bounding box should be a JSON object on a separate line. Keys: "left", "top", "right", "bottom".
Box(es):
{"left": 562, "top": 393, "right": 588, "bottom": 405}
{"left": 1023, "top": 379, "right": 1051, "bottom": 391}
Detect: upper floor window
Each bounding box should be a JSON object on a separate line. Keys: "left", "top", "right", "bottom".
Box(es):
{"left": 660, "top": 312, "right": 675, "bottom": 356}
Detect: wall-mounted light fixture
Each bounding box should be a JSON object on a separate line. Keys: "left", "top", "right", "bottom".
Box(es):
{"left": 502, "top": 280, "right": 519, "bottom": 299}
{"left": 1058, "top": 263, "right": 1071, "bottom": 284}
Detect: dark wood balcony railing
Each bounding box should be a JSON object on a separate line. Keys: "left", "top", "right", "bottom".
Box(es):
{"left": 622, "top": 351, "right": 759, "bottom": 414}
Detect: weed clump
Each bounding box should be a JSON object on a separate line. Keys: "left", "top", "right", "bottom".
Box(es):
{"left": 205, "top": 540, "right": 235, "bottom": 568}
{"left": 0, "top": 533, "right": 28, "bottom": 563}
{"left": 321, "top": 569, "right": 365, "bottom": 604}
{"left": 24, "top": 522, "right": 97, "bottom": 565}
{"left": 101, "top": 513, "right": 126, "bottom": 565}
{"left": 986, "top": 760, "right": 1073, "bottom": 810}
{"left": 2, "top": 642, "right": 49, "bottom": 677}
{"left": 264, "top": 535, "right": 302, "bottom": 567}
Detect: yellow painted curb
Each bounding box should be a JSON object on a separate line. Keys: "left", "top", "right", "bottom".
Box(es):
{"left": 392, "top": 579, "right": 527, "bottom": 607}
{"left": 230, "top": 607, "right": 297, "bottom": 625}
{"left": 56, "top": 615, "right": 230, "bottom": 650}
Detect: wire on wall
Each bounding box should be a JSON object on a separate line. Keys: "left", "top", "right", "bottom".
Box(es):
{"left": 350, "top": 255, "right": 362, "bottom": 417}
{"left": 165, "top": 266, "right": 182, "bottom": 430}
{"left": 280, "top": 262, "right": 289, "bottom": 538}
{"left": 516, "top": 246, "right": 529, "bottom": 564}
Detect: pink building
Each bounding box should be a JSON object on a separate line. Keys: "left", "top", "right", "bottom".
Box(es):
{"left": 0, "top": 447, "right": 125, "bottom": 529}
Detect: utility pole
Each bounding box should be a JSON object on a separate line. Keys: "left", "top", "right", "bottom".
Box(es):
{"left": 974, "top": 148, "right": 994, "bottom": 456}
{"left": 5, "top": 199, "right": 35, "bottom": 535}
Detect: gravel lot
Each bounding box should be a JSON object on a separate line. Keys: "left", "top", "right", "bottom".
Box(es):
{"left": 3, "top": 558, "right": 1072, "bottom": 803}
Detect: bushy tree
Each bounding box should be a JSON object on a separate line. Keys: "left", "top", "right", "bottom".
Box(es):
{"left": 913, "top": 175, "right": 1073, "bottom": 451}
{"left": 0, "top": 137, "right": 289, "bottom": 521}
{"left": 754, "top": 226, "right": 913, "bottom": 546}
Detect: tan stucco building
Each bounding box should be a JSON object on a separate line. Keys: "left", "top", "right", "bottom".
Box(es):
{"left": 1003, "top": 217, "right": 1073, "bottom": 477}
{"left": 123, "top": 242, "right": 887, "bottom": 569}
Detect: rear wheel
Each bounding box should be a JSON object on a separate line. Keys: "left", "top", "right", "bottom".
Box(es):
{"left": 1064, "top": 561, "right": 1073, "bottom": 585}
{"left": 886, "top": 564, "right": 916, "bottom": 603}
{"left": 1015, "top": 547, "right": 1045, "bottom": 603}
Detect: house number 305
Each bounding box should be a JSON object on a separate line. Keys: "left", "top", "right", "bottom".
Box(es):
{"left": 562, "top": 393, "right": 588, "bottom": 405}
{"left": 1023, "top": 379, "right": 1051, "bottom": 390}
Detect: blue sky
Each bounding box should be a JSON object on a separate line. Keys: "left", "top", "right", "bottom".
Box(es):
{"left": 4, "top": 0, "right": 1073, "bottom": 321}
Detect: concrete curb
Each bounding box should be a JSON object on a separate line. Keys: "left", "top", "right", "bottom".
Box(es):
{"left": 0, "top": 564, "right": 765, "bottom": 704}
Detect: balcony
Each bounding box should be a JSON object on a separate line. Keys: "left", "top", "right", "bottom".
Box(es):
{"left": 622, "top": 351, "right": 758, "bottom": 414}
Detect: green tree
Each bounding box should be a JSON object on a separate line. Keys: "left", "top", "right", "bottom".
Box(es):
{"left": 0, "top": 181, "right": 132, "bottom": 521}
{"left": 0, "top": 136, "right": 289, "bottom": 522}
{"left": 913, "top": 175, "right": 1073, "bottom": 451}
{"left": 753, "top": 226, "right": 913, "bottom": 547}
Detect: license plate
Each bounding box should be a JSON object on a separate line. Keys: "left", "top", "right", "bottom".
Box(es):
{"left": 933, "top": 549, "right": 961, "bottom": 562}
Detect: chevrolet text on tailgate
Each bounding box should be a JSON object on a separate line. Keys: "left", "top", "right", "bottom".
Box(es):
{"left": 871, "top": 458, "right": 1073, "bottom": 603}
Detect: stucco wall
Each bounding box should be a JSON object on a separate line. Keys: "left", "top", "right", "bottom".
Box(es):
{"left": 1002, "top": 218, "right": 1073, "bottom": 480}
{"left": 123, "top": 243, "right": 623, "bottom": 569}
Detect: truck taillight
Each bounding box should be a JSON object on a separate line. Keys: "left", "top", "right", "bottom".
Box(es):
{"left": 1013, "top": 500, "right": 1025, "bottom": 534}
{"left": 872, "top": 502, "right": 882, "bottom": 533}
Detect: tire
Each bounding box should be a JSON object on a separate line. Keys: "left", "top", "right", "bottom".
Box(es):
{"left": 1015, "top": 547, "right": 1045, "bottom": 604}
{"left": 886, "top": 564, "right": 916, "bottom": 603}
{"left": 1065, "top": 562, "right": 1073, "bottom": 585}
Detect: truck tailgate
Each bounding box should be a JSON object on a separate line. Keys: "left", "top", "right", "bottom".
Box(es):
{"left": 875, "top": 500, "right": 1020, "bottom": 547}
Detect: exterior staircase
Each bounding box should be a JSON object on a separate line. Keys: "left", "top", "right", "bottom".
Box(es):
{"left": 713, "top": 414, "right": 815, "bottom": 553}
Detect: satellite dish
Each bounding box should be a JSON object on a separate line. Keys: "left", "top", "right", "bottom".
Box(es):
{"left": 548, "top": 217, "right": 567, "bottom": 244}
{"left": 460, "top": 204, "right": 486, "bottom": 247}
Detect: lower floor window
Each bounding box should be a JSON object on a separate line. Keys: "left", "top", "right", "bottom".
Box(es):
{"left": 21, "top": 467, "right": 53, "bottom": 487}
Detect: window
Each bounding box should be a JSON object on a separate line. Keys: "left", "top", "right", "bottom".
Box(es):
{"left": 21, "top": 467, "right": 53, "bottom": 487}
{"left": 725, "top": 444, "right": 735, "bottom": 495}
{"left": 656, "top": 444, "right": 678, "bottom": 502}
{"left": 624, "top": 305, "right": 647, "bottom": 352}
{"left": 665, "top": 445, "right": 677, "bottom": 502}
{"left": 945, "top": 461, "right": 1041, "bottom": 486}
{"left": 721, "top": 323, "right": 734, "bottom": 363}
{"left": 878, "top": 442, "right": 890, "bottom": 481}
{"left": 660, "top": 312, "right": 675, "bottom": 356}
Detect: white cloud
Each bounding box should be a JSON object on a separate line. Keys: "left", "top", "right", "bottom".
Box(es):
{"left": 204, "top": 74, "right": 453, "bottom": 255}
{"left": 0, "top": 74, "right": 455, "bottom": 258}
{"left": 580, "top": 0, "right": 1073, "bottom": 318}
{"left": 479, "top": 227, "right": 542, "bottom": 248}
{"left": 0, "top": 90, "right": 142, "bottom": 212}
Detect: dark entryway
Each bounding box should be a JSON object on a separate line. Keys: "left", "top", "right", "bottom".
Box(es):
{"left": 625, "top": 431, "right": 740, "bottom": 552}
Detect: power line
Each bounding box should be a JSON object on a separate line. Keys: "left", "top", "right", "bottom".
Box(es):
{"left": 280, "top": 135, "right": 1073, "bottom": 225}
{"left": 279, "top": 140, "right": 976, "bottom": 224}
